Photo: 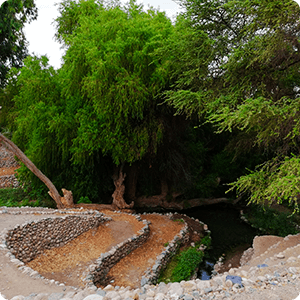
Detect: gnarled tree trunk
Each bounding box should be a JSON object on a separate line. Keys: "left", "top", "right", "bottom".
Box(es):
{"left": 0, "top": 133, "right": 69, "bottom": 209}
{"left": 112, "top": 169, "right": 134, "bottom": 209}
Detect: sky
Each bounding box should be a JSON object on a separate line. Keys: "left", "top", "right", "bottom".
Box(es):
{"left": 21, "top": 0, "right": 182, "bottom": 70}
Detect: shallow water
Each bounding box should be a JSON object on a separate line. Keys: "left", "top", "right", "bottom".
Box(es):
{"left": 182, "top": 203, "right": 259, "bottom": 279}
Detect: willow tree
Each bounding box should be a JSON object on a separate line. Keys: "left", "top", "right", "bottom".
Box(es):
{"left": 166, "top": 0, "right": 300, "bottom": 210}
{"left": 50, "top": 0, "right": 175, "bottom": 207}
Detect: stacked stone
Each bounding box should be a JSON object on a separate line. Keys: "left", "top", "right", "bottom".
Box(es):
{"left": 5, "top": 214, "right": 109, "bottom": 263}
{"left": 0, "top": 144, "right": 20, "bottom": 188}
{"left": 141, "top": 213, "right": 190, "bottom": 286}
{"left": 88, "top": 215, "right": 150, "bottom": 288}
{"left": 0, "top": 145, "right": 19, "bottom": 168}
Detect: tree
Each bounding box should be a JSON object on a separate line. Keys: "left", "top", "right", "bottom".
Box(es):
{"left": 0, "top": 0, "right": 37, "bottom": 87}
{"left": 54, "top": 0, "right": 177, "bottom": 207}
{"left": 166, "top": 0, "right": 300, "bottom": 210}
{"left": 8, "top": 1, "right": 185, "bottom": 209}
{"left": 0, "top": 132, "right": 64, "bottom": 208}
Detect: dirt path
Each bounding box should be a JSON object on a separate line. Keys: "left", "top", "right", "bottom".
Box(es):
{"left": 0, "top": 208, "right": 196, "bottom": 299}
{"left": 26, "top": 211, "right": 144, "bottom": 288}
{"left": 105, "top": 214, "right": 185, "bottom": 289}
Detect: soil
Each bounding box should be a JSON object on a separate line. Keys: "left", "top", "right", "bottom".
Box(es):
{"left": 0, "top": 207, "right": 205, "bottom": 298}
{"left": 26, "top": 210, "right": 144, "bottom": 288}
{"left": 104, "top": 214, "right": 185, "bottom": 289}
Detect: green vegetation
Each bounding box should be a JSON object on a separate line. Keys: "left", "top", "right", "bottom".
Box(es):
{"left": 159, "top": 234, "right": 211, "bottom": 283}
{"left": 173, "top": 219, "right": 184, "bottom": 224}
{"left": 77, "top": 196, "right": 92, "bottom": 204}
{"left": 159, "top": 246, "right": 204, "bottom": 283}
{"left": 1, "top": 0, "right": 300, "bottom": 213}
{"left": 244, "top": 205, "right": 298, "bottom": 237}
{"left": 0, "top": 0, "right": 37, "bottom": 88}
{"left": 0, "top": 188, "right": 55, "bottom": 208}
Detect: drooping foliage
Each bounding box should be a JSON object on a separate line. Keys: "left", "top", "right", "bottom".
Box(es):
{"left": 0, "top": 0, "right": 37, "bottom": 88}
{"left": 165, "top": 0, "right": 300, "bottom": 210}
{"left": 7, "top": 0, "right": 190, "bottom": 204}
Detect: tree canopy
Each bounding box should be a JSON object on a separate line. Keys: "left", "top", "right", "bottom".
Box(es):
{"left": 0, "top": 0, "right": 37, "bottom": 87}
{"left": 165, "top": 0, "right": 300, "bottom": 210}
{"left": 6, "top": 0, "right": 189, "bottom": 205}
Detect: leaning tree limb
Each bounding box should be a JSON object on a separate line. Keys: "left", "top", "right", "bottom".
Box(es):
{"left": 0, "top": 132, "right": 66, "bottom": 208}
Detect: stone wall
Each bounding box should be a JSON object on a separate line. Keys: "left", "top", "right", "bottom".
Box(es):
{"left": 86, "top": 216, "right": 150, "bottom": 287}
{"left": 140, "top": 213, "right": 211, "bottom": 286}
{"left": 5, "top": 213, "right": 109, "bottom": 263}
{"left": 0, "top": 144, "right": 19, "bottom": 168}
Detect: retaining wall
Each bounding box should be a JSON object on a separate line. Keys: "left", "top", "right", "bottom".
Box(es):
{"left": 87, "top": 216, "right": 150, "bottom": 287}
{"left": 5, "top": 213, "right": 109, "bottom": 263}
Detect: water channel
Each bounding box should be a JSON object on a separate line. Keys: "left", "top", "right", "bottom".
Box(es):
{"left": 182, "top": 203, "right": 260, "bottom": 279}
{"left": 137, "top": 202, "right": 260, "bottom": 280}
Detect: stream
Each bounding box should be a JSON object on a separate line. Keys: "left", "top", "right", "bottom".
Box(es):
{"left": 182, "top": 203, "right": 260, "bottom": 279}
{"left": 137, "top": 202, "right": 260, "bottom": 280}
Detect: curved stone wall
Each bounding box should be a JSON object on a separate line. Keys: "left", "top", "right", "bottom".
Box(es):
{"left": 5, "top": 213, "right": 110, "bottom": 263}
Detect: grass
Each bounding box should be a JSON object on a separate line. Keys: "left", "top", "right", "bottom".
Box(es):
{"left": 158, "top": 235, "right": 211, "bottom": 284}
{"left": 0, "top": 187, "right": 55, "bottom": 208}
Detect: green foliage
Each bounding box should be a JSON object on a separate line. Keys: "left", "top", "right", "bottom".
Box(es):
{"left": 170, "top": 247, "right": 204, "bottom": 282}
{"left": 164, "top": 0, "right": 300, "bottom": 208}
{"left": 244, "top": 205, "right": 298, "bottom": 237}
{"left": 0, "top": 188, "right": 54, "bottom": 208}
{"left": 77, "top": 196, "right": 92, "bottom": 204}
{"left": 57, "top": 0, "right": 173, "bottom": 165}
{"left": 0, "top": 0, "right": 37, "bottom": 87}
{"left": 201, "top": 235, "right": 211, "bottom": 248}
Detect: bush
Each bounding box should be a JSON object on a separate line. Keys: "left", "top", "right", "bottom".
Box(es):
{"left": 77, "top": 196, "right": 92, "bottom": 204}
{"left": 171, "top": 247, "right": 204, "bottom": 282}
{"left": 244, "top": 205, "right": 298, "bottom": 237}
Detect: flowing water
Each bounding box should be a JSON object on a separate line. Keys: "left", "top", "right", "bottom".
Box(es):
{"left": 182, "top": 203, "right": 260, "bottom": 279}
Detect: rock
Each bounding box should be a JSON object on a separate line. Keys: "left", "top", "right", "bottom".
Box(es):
{"left": 83, "top": 295, "right": 104, "bottom": 300}
{"left": 154, "top": 294, "right": 165, "bottom": 300}
{"left": 105, "top": 291, "right": 119, "bottom": 299}
{"left": 24, "top": 294, "right": 37, "bottom": 300}
{"left": 226, "top": 275, "right": 242, "bottom": 285}
{"left": 146, "top": 290, "right": 155, "bottom": 297}
{"left": 103, "top": 285, "right": 114, "bottom": 292}
{"left": 64, "top": 293, "right": 76, "bottom": 298}
{"left": 141, "top": 277, "right": 148, "bottom": 287}
{"left": 240, "top": 270, "right": 248, "bottom": 278}
{"left": 257, "top": 264, "right": 268, "bottom": 268}
{"left": 96, "top": 290, "right": 106, "bottom": 297}
{"left": 276, "top": 253, "right": 285, "bottom": 259}
{"left": 196, "top": 280, "right": 211, "bottom": 290}
{"left": 204, "top": 287, "right": 213, "bottom": 294}
{"left": 169, "top": 282, "right": 183, "bottom": 297}
{"left": 183, "top": 295, "right": 194, "bottom": 300}
{"left": 32, "top": 294, "right": 48, "bottom": 300}
{"left": 48, "top": 293, "right": 65, "bottom": 300}
{"left": 288, "top": 267, "right": 298, "bottom": 274}
{"left": 73, "top": 291, "right": 92, "bottom": 300}
{"left": 180, "top": 281, "right": 196, "bottom": 292}
{"left": 156, "top": 282, "right": 168, "bottom": 294}
{"left": 225, "top": 280, "right": 233, "bottom": 287}
{"left": 257, "top": 276, "right": 266, "bottom": 282}
{"left": 11, "top": 296, "right": 25, "bottom": 300}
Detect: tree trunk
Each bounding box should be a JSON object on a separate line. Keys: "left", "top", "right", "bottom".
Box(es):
{"left": 125, "top": 162, "right": 138, "bottom": 200}
{"left": 112, "top": 169, "right": 134, "bottom": 209}
{"left": 0, "top": 133, "right": 68, "bottom": 209}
